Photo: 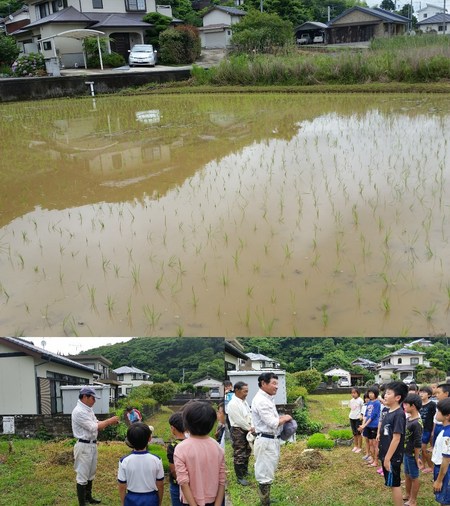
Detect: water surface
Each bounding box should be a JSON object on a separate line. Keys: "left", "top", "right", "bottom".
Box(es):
{"left": 1, "top": 93, "right": 449, "bottom": 336}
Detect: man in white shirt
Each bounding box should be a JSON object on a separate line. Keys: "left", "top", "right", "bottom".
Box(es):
{"left": 71, "top": 386, "right": 120, "bottom": 506}
{"left": 251, "top": 372, "right": 292, "bottom": 506}
{"left": 228, "top": 381, "right": 253, "bottom": 486}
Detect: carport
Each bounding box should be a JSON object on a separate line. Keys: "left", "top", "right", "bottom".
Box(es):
{"left": 38, "top": 29, "right": 106, "bottom": 70}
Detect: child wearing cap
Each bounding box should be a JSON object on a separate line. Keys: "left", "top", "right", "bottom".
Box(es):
{"left": 118, "top": 422, "right": 164, "bottom": 506}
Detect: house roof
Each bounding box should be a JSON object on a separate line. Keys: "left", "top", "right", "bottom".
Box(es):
{"left": 68, "top": 354, "right": 113, "bottom": 366}
{"left": 417, "top": 12, "right": 450, "bottom": 24}
{"left": 0, "top": 337, "right": 97, "bottom": 374}
{"left": 225, "top": 340, "right": 249, "bottom": 361}
{"left": 246, "top": 352, "right": 277, "bottom": 362}
{"left": 25, "top": 6, "right": 93, "bottom": 29}
{"left": 113, "top": 366, "right": 149, "bottom": 375}
{"left": 203, "top": 6, "right": 246, "bottom": 17}
{"left": 85, "top": 12, "right": 152, "bottom": 29}
{"left": 328, "top": 6, "right": 409, "bottom": 26}
{"left": 323, "top": 367, "right": 350, "bottom": 375}
{"left": 405, "top": 338, "right": 433, "bottom": 347}
{"left": 384, "top": 347, "right": 425, "bottom": 358}
{"left": 351, "top": 357, "right": 378, "bottom": 367}
{"left": 193, "top": 377, "right": 222, "bottom": 387}
{"left": 198, "top": 23, "right": 231, "bottom": 32}
{"left": 295, "top": 21, "right": 328, "bottom": 31}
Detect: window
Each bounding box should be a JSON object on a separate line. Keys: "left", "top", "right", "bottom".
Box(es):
{"left": 423, "top": 13, "right": 427, "bottom": 18}
{"left": 411, "top": 358, "right": 419, "bottom": 365}
{"left": 397, "top": 358, "right": 402, "bottom": 364}
{"left": 36, "top": 2, "right": 50, "bottom": 19}
{"left": 43, "top": 41, "right": 52, "bottom": 50}
{"left": 92, "top": 0, "right": 103, "bottom": 8}
{"left": 125, "top": 0, "right": 146, "bottom": 11}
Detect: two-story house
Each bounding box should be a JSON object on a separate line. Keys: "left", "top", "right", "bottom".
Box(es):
{"left": 114, "top": 365, "right": 152, "bottom": 396}
{"left": 11, "top": 0, "right": 176, "bottom": 68}
{"left": 416, "top": 3, "right": 447, "bottom": 22}
{"left": 67, "top": 354, "right": 122, "bottom": 403}
{"left": 417, "top": 12, "right": 450, "bottom": 34}
{"left": 199, "top": 6, "right": 245, "bottom": 49}
{"left": 244, "top": 352, "right": 281, "bottom": 371}
{"left": 375, "top": 347, "right": 430, "bottom": 383}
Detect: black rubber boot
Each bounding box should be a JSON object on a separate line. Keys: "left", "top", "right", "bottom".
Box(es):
{"left": 234, "top": 463, "right": 250, "bottom": 486}
{"left": 86, "top": 481, "right": 101, "bottom": 504}
{"left": 258, "top": 483, "right": 271, "bottom": 506}
{"left": 77, "top": 484, "right": 87, "bottom": 506}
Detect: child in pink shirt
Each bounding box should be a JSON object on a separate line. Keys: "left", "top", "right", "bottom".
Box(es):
{"left": 174, "top": 401, "right": 225, "bottom": 506}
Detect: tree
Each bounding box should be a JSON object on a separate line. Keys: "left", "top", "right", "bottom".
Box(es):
{"left": 0, "top": 33, "right": 20, "bottom": 67}
{"left": 148, "top": 381, "right": 178, "bottom": 404}
{"left": 416, "top": 367, "right": 446, "bottom": 384}
{"left": 380, "top": 0, "right": 395, "bottom": 11}
{"left": 142, "top": 12, "right": 173, "bottom": 48}
{"left": 0, "top": 0, "right": 22, "bottom": 18}
{"left": 292, "top": 368, "right": 323, "bottom": 393}
{"left": 231, "top": 10, "right": 294, "bottom": 54}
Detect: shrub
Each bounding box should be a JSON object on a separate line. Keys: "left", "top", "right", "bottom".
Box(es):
{"left": 292, "top": 369, "right": 323, "bottom": 394}
{"left": 230, "top": 11, "right": 294, "bottom": 54}
{"left": 0, "top": 34, "right": 20, "bottom": 66}
{"left": 328, "top": 429, "right": 353, "bottom": 440}
{"left": 307, "top": 433, "right": 334, "bottom": 449}
{"left": 287, "top": 385, "right": 308, "bottom": 403}
{"left": 292, "top": 408, "right": 322, "bottom": 435}
{"left": 12, "top": 53, "right": 46, "bottom": 77}
{"left": 159, "top": 26, "right": 201, "bottom": 64}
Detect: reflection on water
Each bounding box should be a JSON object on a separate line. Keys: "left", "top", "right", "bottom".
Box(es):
{"left": 0, "top": 93, "right": 449, "bottom": 337}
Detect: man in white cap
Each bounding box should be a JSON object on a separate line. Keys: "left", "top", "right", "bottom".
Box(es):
{"left": 251, "top": 372, "right": 292, "bottom": 506}
{"left": 71, "top": 386, "right": 120, "bottom": 506}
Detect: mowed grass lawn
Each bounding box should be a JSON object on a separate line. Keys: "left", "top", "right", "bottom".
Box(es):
{"left": 226, "top": 393, "right": 438, "bottom": 506}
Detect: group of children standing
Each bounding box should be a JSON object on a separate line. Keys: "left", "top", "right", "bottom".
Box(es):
{"left": 349, "top": 382, "right": 450, "bottom": 506}
{"left": 118, "top": 400, "right": 225, "bottom": 506}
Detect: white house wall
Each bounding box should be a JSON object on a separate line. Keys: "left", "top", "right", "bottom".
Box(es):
{"left": 0, "top": 349, "right": 37, "bottom": 415}
{"left": 203, "top": 11, "right": 231, "bottom": 26}
{"left": 35, "top": 360, "right": 93, "bottom": 380}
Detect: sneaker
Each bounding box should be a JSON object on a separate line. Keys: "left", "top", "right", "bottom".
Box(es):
{"left": 362, "top": 455, "right": 370, "bottom": 460}
{"left": 377, "top": 467, "right": 384, "bottom": 475}
{"left": 352, "top": 447, "right": 357, "bottom": 452}
{"left": 355, "top": 448, "right": 362, "bottom": 453}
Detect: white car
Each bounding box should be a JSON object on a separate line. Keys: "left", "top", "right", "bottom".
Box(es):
{"left": 297, "top": 34, "right": 311, "bottom": 45}
{"left": 128, "top": 44, "right": 157, "bottom": 67}
{"left": 313, "top": 35, "right": 324, "bottom": 44}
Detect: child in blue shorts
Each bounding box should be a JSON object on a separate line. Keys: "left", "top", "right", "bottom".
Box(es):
{"left": 118, "top": 423, "right": 164, "bottom": 506}
{"left": 403, "top": 394, "right": 424, "bottom": 506}
{"left": 432, "top": 398, "right": 450, "bottom": 506}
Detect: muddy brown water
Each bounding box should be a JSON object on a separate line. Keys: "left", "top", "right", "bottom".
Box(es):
{"left": 1, "top": 93, "right": 449, "bottom": 337}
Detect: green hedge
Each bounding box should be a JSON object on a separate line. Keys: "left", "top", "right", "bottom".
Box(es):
{"left": 159, "top": 26, "right": 200, "bottom": 64}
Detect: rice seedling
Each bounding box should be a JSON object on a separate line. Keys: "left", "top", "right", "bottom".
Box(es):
{"left": 106, "top": 295, "right": 115, "bottom": 316}
{"left": 143, "top": 304, "right": 161, "bottom": 329}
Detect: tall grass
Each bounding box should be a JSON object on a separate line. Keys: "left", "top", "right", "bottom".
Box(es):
{"left": 191, "top": 35, "right": 450, "bottom": 86}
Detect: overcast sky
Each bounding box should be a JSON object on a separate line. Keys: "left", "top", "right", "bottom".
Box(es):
{"left": 29, "top": 337, "right": 133, "bottom": 355}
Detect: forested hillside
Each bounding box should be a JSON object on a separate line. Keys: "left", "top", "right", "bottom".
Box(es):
{"left": 84, "top": 337, "right": 224, "bottom": 383}
{"left": 238, "top": 337, "right": 450, "bottom": 374}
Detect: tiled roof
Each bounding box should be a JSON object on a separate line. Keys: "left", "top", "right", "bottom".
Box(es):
{"left": 329, "top": 6, "right": 409, "bottom": 26}
{"left": 204, "top": 6, "right": 246, "bottom": 17}
{"left": 417, "top": 12, "right": 450, "bottom": 24}
{"left": 25, "top": 6, "right": 93, "bottom": 28}
{"left": 85, "top": 12, "right": 152, "bottom": 28}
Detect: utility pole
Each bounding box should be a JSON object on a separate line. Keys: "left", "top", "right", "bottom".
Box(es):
{"left": 444, "top": 0, "right": 447, "bottom": 36}
{"left": 260, "top": 0, "right": 263, "bottom": 12}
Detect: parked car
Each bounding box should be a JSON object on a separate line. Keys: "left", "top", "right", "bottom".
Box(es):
{"left": 128, "top": 44, "right": 157, "bottom": 67}
{"left": 338, "top": 378, "right": 350, "bottom": 387}
{"left": 297, "top": 34, "right": 311, "bottom": 45}
{"left": 313, "top": 35, "right": 324, "bottom": 44}
{"left": 403, "top": 375, "right": 415, "bottom": 385}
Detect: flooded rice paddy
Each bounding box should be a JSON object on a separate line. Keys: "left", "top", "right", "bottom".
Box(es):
{"left": 1, "top": 93, "right": 450, "bottom": 337}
